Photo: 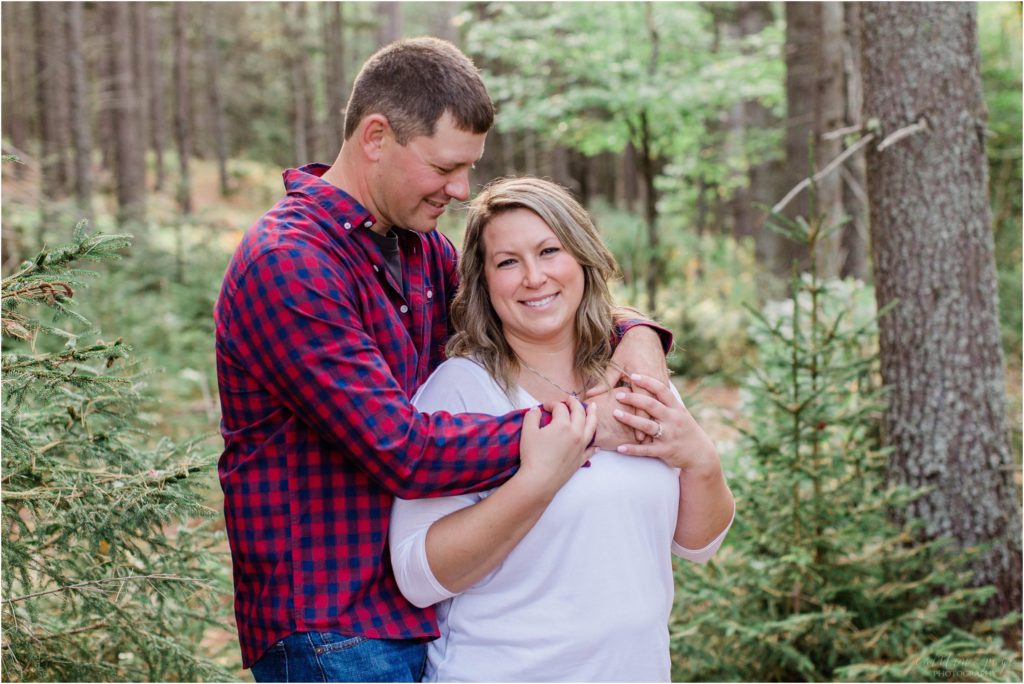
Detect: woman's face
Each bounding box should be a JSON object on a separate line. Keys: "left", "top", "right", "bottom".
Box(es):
{"left": 482, "top": 208, "right": 585, "bottom": 348}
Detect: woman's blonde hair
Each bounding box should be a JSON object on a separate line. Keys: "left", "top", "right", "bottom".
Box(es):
{"left": 447, "top": 177, "right": 621, "bottom": 396}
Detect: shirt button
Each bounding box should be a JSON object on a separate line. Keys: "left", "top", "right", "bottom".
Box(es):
{"left": 426, "top": 290, "right": 433, "bottom": 299}
{"left": 343, "top": 222, "right": 351, "bottom": 230}
{"left": 364, "top": 221, "right": 372, "bottom": 228}
{"left": 372, "top": 265, "right": 379, "bottom": 272}
{"left": 400, "top": 305, "right": 409, "bottom": 314}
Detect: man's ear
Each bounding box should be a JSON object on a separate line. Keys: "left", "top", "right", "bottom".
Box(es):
{"left": 358, "top": 114, "right": 390, "bottom": 162}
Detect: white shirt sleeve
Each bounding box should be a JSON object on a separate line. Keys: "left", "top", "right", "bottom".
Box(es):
{"left": 671, "top": 501, "right": 735, "bottom": 564}
{"left": 389, "top": 359, "right": 508, "bottom": 608}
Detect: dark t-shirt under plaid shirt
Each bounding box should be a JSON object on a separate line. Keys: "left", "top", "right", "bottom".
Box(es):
{"left": 214, "top": 164, "right": 525, "bottom": 668}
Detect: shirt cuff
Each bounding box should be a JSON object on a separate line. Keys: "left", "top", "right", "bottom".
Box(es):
{"left": 671, "top": 502, "right": 735, "bottom": 564}
{"left": 616, "top": 319, "right": 674, "bottom": 354}
{"left": 411, "top": 529, "right": 459, "bottom": 607}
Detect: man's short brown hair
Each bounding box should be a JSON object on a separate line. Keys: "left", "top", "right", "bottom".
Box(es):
{"left": 343, "top": 37, "right": 495, "bottom": 144}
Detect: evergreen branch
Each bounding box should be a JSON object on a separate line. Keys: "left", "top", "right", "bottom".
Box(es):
{"left": 1, "top": 573, "right": 208, "bottom": 605}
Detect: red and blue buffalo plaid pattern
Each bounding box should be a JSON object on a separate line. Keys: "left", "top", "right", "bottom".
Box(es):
{"left": 214, "top": 164, "right": 525, "bottom": 667}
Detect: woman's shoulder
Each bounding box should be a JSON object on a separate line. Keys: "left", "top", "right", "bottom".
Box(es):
{"left": 413, "top": 356, "right": 513, "bottom": 415}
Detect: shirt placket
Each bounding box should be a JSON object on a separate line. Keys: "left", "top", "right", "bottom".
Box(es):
{"left": 400, "top": 240, "right": 431, "bottom": 378}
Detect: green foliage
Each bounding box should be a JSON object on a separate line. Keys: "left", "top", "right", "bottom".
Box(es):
{"left": 1, "top": 222, "right": 231, "bottom": 681}
{"left": 594, "top": 198, "right": 760, "bottom": 378}
{"left": 979, "top": 2, "right": 1023, "bottom": 365}
{"left": 668, "top": 205, "right": 1021, "bottom": 682}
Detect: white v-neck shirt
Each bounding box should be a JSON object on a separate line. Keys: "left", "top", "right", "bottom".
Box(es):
{"left": 389, "top": 357, "right": 731, "bottom": 682}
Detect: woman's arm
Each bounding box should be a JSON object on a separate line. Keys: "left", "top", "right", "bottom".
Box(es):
{"left": 391, "top": 399, "right": 596, "bottom": 607}
{"left": 610, "top": 373, "right": 735, "bottom": 560}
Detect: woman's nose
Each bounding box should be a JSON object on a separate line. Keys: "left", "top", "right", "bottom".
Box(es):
{"left": 522, "top": 261, "right": 547, "bottom": 287}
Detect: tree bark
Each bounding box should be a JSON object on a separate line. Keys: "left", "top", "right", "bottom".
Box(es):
{"left": 173, "top": 3, "right": 192, "bottom": 215}
{"left": 376, "top": 1, "right": 402, "bottom": 47}
{"left": 110, "top": 1, "right": 146, "bottom": 223}
{"left": 66, "top": 1, "right": 93, "bottom": 218}
{"left": 283, "top": 2, "right": 314, "bottom": 164}
{"left": 725, "top": 2, "right": 783, "bottom": 266}
{"left": 779, "top": 2, "right": 846, "bottom": 277}
{"left": 131, "top": 2, "right": 150, "bottom": 187}
{"left": 2, "top": 2, "right": 29, "bottom": 156}
{"left": 838, "top": 1, "right": 868, "bottom": 280}
{"left": 146, "top": 4, "right": 167, "bottom": 191}
{"left": 202, "top": 2, "right": 229, "bottom": 196}
{"left": 862, "top": 1, "right": 1021, "bottom": 619}
{"left": 34, "top": 2, "right": 70, "bottom": 200}
{"left": 322, "top": 2, "right": 347, "bottom": 157}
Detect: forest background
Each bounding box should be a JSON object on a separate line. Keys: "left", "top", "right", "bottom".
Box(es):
{"left": 0, "top": 1, "right": 1021, "bottom": 682}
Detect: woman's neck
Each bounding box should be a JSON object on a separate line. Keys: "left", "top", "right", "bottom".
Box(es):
{"left": 506, "top": 332, "right": 582, "bottom": 402}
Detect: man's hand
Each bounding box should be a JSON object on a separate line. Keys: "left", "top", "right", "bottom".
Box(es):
{"left": 586, "top": 388, "right": 638, "bottom": 451}
{"left": 607, "top": 325, "right": 670, "bottom": 442}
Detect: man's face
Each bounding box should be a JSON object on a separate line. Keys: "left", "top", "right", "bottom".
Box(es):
{"left": 369, "top": 112, "right": 486, "bottom": 234}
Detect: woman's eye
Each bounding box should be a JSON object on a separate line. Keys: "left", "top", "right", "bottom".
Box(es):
{"left": 497, "top": 259, "right": 516, "bottom": 268}
{"left": 541, "top": 247, "right": 560, "bottom": 256}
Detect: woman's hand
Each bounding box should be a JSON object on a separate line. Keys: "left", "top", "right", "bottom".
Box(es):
{"left": 611, "top": 373, "right": 719, "bottom": 473}
{"left": 518, "top": 398, "right": 597, "bottom": 495}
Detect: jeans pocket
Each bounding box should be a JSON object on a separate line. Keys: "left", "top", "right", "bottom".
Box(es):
{"left": 312, "top": 632, "right": 368, "bottom": 655}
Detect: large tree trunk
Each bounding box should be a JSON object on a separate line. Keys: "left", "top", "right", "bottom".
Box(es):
{"left": 862, "top": 2, "right": 1021, "bottom": 619}
{"left": 110, "top": 1, "right": 146, "bottom": 223}
{"left": 202, "top": 2, "right": 229, "bottom": 196}
{"left": 66, "top": 1, "right": 93, "bottom": 217}
{"left": 173, "top": 3, "right": 192, "bottom": 215}
{"left": 779, "top": 2, "right": 845, "bottom": 277}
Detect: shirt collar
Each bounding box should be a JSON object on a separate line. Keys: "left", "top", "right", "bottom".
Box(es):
{"left": 283, "top": 163, "right": 377, "bottom": 235}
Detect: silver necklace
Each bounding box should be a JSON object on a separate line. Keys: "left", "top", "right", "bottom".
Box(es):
{"left": 518, "top": 358, "right": 583, "bottom": 399}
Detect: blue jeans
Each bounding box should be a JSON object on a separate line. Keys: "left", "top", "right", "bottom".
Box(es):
{"left": 250, "top": 632, "right": 427, "bottom": 683}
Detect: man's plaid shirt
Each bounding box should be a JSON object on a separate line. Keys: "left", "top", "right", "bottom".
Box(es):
{"left": 215, "top": 165, "right": 525, "bottom": 667}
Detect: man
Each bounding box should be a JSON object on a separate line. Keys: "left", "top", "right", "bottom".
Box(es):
{"left": 215, "top": 37, "right": 670, "bottom": 682}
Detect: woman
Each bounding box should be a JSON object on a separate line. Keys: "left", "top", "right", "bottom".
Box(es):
{"left": 390, "top": 177, "right": 734, "bottom": 682}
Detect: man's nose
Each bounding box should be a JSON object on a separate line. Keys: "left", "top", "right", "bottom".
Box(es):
{"left": 445, "top": 169, "right": 471, "bottom": 201}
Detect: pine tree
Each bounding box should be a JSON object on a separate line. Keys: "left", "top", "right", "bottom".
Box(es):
{"left": 669, "top": 187, "right": 1020, "bottom": 682}
{"left": 1, "top": 218, "right": 229, "bottom": 681}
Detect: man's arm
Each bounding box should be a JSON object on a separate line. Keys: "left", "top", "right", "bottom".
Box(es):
{"left": 223, "top": 247, "right": 525, "bottom": 500}
{"left": 605, "top": 309, "right": 673, "bottom": 443}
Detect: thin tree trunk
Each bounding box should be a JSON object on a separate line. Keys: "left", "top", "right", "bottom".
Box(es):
{"left": 111, "top": 1, "right": 146, "bottom": 223}
{"left": 376, "top": 1, "right": 402, "bottom": 47}
{"left": 2, "top": 3, "right": 29, "bottom": 156}
{"left": 51, "top": 5, "right": 73, "bottom": 196}
{"left": 322, "top": 2, "right": 346, "bottom": 156}
{"left": 67, "top": 1, "right": 93, "bottom": 219}
{"left": 839, "top": 2, "right": 868, "bottom": 280}
{"left": 862, "top": 1, "right": 1021, "bottom": 619}
{"left": 147, "top": 4, "right": 167, "bottom": 191}
{"left": 35, "top": 3, "right": 68, "bottom": 202}
{"left": 202, "top": 2, "right": 229, "bottom": 196}
{"left": 131, "top": 1, "right": 150, "bottom": 189}
{"left": 173, "top": 3, "right": 192, "bottom": 216}
{"left": 284, "top": 2, "right": 312, "bottom": 164}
